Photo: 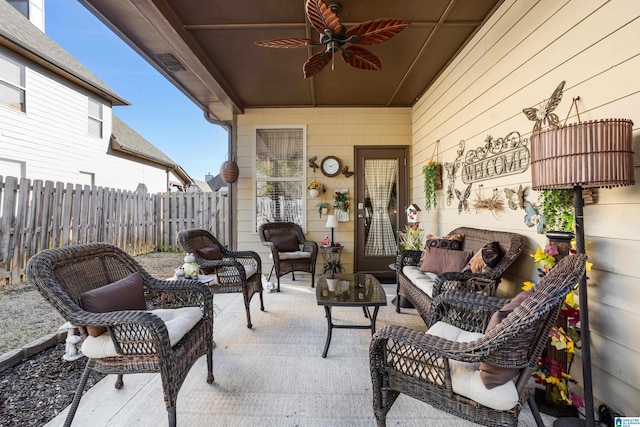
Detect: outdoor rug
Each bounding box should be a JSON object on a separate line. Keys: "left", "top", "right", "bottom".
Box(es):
{"left": 45, "top": 279, "right": 555, "bottom": 426}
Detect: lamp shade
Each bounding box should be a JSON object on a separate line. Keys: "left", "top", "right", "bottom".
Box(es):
{"left": 325, "top": 215, "right": 338, "bottom": 229}
{"left": 530, "top": 118, "right": 635, "bottom": 190}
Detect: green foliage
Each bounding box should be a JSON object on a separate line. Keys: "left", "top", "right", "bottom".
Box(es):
{"left": 539, "top": 189, "right": 574, "bottom": 232}
{"left": 323, "top": 259, "right": 343, "bottom": 277}
{"left": 422, "top": 160, "right": 440, "bottom": 211}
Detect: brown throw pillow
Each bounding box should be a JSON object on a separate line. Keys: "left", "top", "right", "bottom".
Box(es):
{"left": 80, "top": 272, "right": 147, "bottom": 337}
{"left": 196, "top": 245, "right": 223, "bottom": 274}
{"left": 419, "top": 246, "right": 473, "bottom": 274}
{"left": 479, "top": 290, "right": 532, "bottom": 388}
{"left": 425, "top": 233, "right": 465, "bottom": 251}
{"left": 271, "top": 235, "right": 300, "bottom": 252}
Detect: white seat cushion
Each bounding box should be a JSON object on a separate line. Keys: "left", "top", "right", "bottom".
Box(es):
{"left": 426, "top": 321, "right": 519, "bottom": 411}
{"left": 403, "top": 266, "right": 438, "bottom": 297}
{"left": 81, "top": 306, "right": 203, "bottom": 359}
{"left": 269, "top": 251, "right": 312, "bottom": 260}
{"left": 202, "top": 265, "right": 258, "bottom": 285}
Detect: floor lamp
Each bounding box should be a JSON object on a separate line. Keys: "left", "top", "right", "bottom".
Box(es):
{"left": 530, "top": 118, "right": 635, "bottom": 427}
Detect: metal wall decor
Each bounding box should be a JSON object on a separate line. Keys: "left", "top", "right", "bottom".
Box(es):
{"left": 522, "top": 80, "right": 565, "bottom": 134}
{"left": 455, "top": 183, "right": 472, "bottom": 215}
{"left": 523, "top": 200, "right": 545, "bottom": 234}
{"left": 461, "top": 132, "right": 530, "bottom": 184}
{"left": 504, "top": 185, "right": 526, "bottom": 210}
{"left": 444, "top": 140, "right": 465, "bottom": 206}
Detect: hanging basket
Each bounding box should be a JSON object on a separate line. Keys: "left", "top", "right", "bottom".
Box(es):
{"left": 220, "top": 156, "right": 239, "bottom": 183}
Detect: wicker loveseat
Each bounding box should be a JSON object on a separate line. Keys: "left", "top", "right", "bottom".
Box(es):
{"left": 395, "top": 227, "right": 524, "bottom": 325}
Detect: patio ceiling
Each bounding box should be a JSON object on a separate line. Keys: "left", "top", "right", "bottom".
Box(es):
{"left": 79, "top": 0, "right": 504, "bottom": 122}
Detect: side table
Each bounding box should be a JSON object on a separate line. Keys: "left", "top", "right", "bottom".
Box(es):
{"left": 320, "top": 245, "right": 343, "bottom": 264}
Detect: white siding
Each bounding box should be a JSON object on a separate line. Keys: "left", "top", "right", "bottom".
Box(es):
{"left": 0, "top": 46, "right": 170, "bottom": 193}
{"left": 410, "top": 0, "right": 640, "bottom": 415}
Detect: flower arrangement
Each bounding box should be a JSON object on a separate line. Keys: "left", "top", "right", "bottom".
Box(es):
{"left": 307, "top": 180, "right": 323, "bottom": 190}
{"left": 398, "top": 224, "right": 424, "bottom": 251}
{"left": 333, "top": 190, "right": 350, "bottom": 212}
{"left": 526, "top": 242, "right": 591, "bottom": 408}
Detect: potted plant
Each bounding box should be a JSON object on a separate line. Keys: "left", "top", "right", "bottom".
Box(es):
{"left": 398, "top": 224, "right": 424, "bottom": 251}
{"left": 422, "top": 160, "right": 442, "bottom": 211}
{"left": 307, "top": 180, "right": 323, "bottom": 198}
{"left": 316, "top": 201, "right": 331, "bottom": 217}
{"left": 323, "top": 259, "right": 343, "bottom": 291}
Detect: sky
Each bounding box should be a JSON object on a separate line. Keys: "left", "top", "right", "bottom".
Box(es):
{"left": 44, "top": 1, "right": 228, "bottom": 183}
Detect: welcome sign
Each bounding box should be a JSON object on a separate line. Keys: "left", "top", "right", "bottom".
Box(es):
{"left": 461, "top": 132, "right": 530, "bottom": 184}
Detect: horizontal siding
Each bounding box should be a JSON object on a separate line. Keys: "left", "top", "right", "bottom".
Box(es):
{"left": 411, "top": 0, "right": 640, "bottom": 416}
{"left": 0, "top": 46, "right": 170, "bottom": 193}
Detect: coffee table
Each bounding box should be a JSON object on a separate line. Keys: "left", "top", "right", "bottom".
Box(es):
{"left": 316, "top": 273, "right": 387, "bottom": 358}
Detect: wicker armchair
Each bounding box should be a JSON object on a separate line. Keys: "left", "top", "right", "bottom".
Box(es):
{"left": 178, "top": 228, "right": 263, "bottom": 328}
{"left": 258, "top": 222, "right": 318, "bottom": 291}
{"left": 26, "top": 243, "right": 214, "bottom": 427}
{"left": 371, "top": 253, "right": 587, "bottom": 427}
{"left": 396, "top": 227, "right": 525, "bottom": 325}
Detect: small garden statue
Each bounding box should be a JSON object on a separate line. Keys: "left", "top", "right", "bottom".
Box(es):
{"left": 59, "top": 321, "right": 83, "bottom": 361}
{"left": 182, "top": 253, "right": 199, "bottom": 279}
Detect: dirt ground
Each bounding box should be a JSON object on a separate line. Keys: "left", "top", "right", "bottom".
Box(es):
{"left": 0, "top": 252, "right": 185, "bottom": 355}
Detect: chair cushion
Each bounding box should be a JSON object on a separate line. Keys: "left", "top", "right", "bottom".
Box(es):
{"left": 425, "top": 233, "right": 465, "bottom": 250}
{"left": 271, "top": 235, "right": 300, "bottom": 252}
{"left": 270, "top": 251, "right": 311, "bottom": 260}
{"left": 427, "top": 321, "right": 519, "bottom": 411}
{"left": 80, "top": 306, "right": 203, "bottom": 359}
{"left": 196, "top": 245, "right": 223, "bottom": 274}
{"left": 479, "top": 289, "right": 532, "bottom": 388}
{"left": 463, "top": 241, "right": 504, "bottom": 274}
{"left": 80, "top": 272, "right": 147, "bottom": 337}
{"left": 420, "top": 246, "right": 473, "bottom": 274}
{"left": 201, "top": 265, "right": 258, "bottom": 285}
{"left": 403, "top": 266, "right": 438, "bottom": 298}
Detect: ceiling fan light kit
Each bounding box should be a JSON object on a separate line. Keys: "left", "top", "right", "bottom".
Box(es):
{"left": 256, "top": 0, "right": 409, "bottom": 78}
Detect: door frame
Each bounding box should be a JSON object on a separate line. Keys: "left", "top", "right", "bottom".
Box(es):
{"left": 353, "top": 145, "right": 409, "bottom": 277}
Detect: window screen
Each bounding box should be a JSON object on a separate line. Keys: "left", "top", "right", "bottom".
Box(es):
{"left": 255, "top": 128, "right": 305, "bottom": 231}
{"left": 0, "top": 51, "right": 25, "bottom": 112}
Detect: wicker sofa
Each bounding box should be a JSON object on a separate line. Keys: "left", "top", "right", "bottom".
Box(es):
{"left": 395, "top": 227, "right": 525, "bottom": 325}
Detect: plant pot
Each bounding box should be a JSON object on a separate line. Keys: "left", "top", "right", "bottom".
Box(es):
{"left": 320, "top": 207, "right": 328, "bottom": 215}
{"left": 309, "top": 189, "right": 320, "bottom": 198}
{"left": 326, "top": 277, "right": 338, "bottom": 292}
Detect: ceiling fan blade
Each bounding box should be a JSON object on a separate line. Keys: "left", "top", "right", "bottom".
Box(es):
{"left": 346, "top": 19, "right": 409, "bottom": 46}
{"left": 304, "top": 51, "right": 332, "bottom": 78}
{"left": 306, "top": 0, "right": 344, "bottom": 35}
{"left": 342, "top": 46, "right": 382, "bottom": 71}
{"left": 255, "top": 38, "right": 314, "bottom": 48}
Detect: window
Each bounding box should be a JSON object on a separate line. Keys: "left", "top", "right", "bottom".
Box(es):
{"left": 78, "top": 171, "right": 95, "bottom": 186}
{"left": 7, "top": 1, "right": 29, "bottom": 19}
{"left": 0, "top": 51, "right": 26, "bottom": 112}
{"left": 88, "top": 97, "right": 103, "bottom": 137}
{"left": 254, "top": 127, "right": 305, "bottom": 231}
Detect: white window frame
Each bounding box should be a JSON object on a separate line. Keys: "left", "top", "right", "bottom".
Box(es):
{"left": 87, "top": 97, "right": 103, "bottom": 138}
{"left": 253, "top": 125, "right": 307, "bottom": 233}
{"left": 0, "top": 50, "right": 26, "bottom": 113}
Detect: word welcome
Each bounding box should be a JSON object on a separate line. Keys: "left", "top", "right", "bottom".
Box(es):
{"left": 461, "top": 132, "right": 530, "bottom": 184}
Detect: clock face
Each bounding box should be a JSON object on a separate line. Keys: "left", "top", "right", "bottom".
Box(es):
{"left": 321, "top": 156, "right": 341, "bottom": 177}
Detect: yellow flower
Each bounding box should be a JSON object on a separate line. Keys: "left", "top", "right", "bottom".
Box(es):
{"left": 586, "top": 261, "right": 592, "bottom": 271}
{"left": 522, "top": 281, "right": 535, "bottom": 291}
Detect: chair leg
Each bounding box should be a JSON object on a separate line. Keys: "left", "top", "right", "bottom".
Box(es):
{"left": 291, "top": 271, "right": 296, "bottom": 281}
{"left": 207, "top": 351, "right": 214, "bottom": 383}
{"left": 276, "top": 276, "right": 281, "bottom": 292}
{"left": 167, "top": 406, "right": 177, "bottom": 427}
{"left": 259, "top": 288, "right": 265, "bottom": 311}
{"left": 63, "top": 359, "right": 95, "bottom": 427}
{"left": 527, "top": 392, "right": 545, "bottom": 427}
{"left": 114, "top": 374, "right": 124, "bottom": 389}
{"left": 311, "top": 273, "right": 315, "bottom": 288}
{"left": 268, "top": 265, "right": 274, "bottom": 281}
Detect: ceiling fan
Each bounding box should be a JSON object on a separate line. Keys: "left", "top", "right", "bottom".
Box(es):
{"left": 256, "top": 0, "right": 409, "bottom": 78}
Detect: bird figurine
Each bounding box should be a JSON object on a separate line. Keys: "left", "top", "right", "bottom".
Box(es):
{"left": 342, "top": 165, "right": 355, "bottom": 178}
{"left": 308, "top": 156, "right": 319, "bottom": 172}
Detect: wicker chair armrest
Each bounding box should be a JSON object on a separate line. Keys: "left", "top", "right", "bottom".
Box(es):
{"left": 302, "top": 240, "right": 318, "bottom": 254}
{"left": 220, "top": 249, "right": 261, "bottom": 269}
{"left": 433, "top": 272, "right": 497, "bottom": 298}
{"left": 429, "top": 289, "right": 507, "bottom": 333}
{"left": 144, "top": 278, "right": 214, "bottom": 313}
{"left": 395, "top": 250, "right": 422, "bottom": 270}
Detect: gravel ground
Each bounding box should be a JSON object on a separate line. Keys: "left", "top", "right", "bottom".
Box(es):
{"left": 0, "top": 251, "right": 184, "bottom": 427}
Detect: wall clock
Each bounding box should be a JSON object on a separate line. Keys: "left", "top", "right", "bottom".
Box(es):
{"left": 320, "top": 156, "right": 341, "bottom": 177}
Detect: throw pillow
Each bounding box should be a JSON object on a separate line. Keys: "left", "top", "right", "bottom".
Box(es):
{"left": 271, "top": 235, "right": 300, "bottom": 252}
{"left": 479, "top": 290, "right": 532, "bottom": 388}
{"left": 80, "top": 272, "right": 147, "bottom": 337}
{"left": 196, "top": 245, "right": 223, "bottom": 274}
{"left": 419, "top": 246, "right": 473, "bottom": 274}
{"left": 425, "top": 233, "right": 465, "bottom": 251}
{"left": 464, "top": 241, "right": 503, "bottom": 274}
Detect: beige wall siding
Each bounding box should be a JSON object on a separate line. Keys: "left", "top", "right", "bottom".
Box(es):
{"left": 410, "top": 0, "right": 640, "bottom": 415}
{"left": 236, "top": 108, "right": 411, "bottom": 275}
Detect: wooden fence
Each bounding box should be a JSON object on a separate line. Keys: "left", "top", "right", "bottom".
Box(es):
{"left": 0, "top": 175, "right": 227, "bottom": 285}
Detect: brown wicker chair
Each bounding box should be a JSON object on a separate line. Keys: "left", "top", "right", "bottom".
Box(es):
{"left": 26, "top": 243, "right": 214, "bottom": 427}
{"left": 395, "top": 227, "right": 525, "bottom": 325}
{"left": 371, "top": 253, "right": 587, "bottom": 427}
{"left": 178, "top": 228, "right": 263, "bottom": 328}
{"left": 258, "top": 221, "right": 318, "bottom": 291}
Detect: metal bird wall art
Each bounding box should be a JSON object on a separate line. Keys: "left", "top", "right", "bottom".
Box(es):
{"left": 341, "top": 165, "right": 355, "bottom": 177}
{"left": 256, "top": 0, "right": 409, "bottom": 78}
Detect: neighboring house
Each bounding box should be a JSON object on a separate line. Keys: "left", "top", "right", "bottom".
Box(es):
{"left": 0, "top": 0, "right": 192, "bottom": 193}
{"left": 204, "top": 173, "right": 227, "bottom": 192}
